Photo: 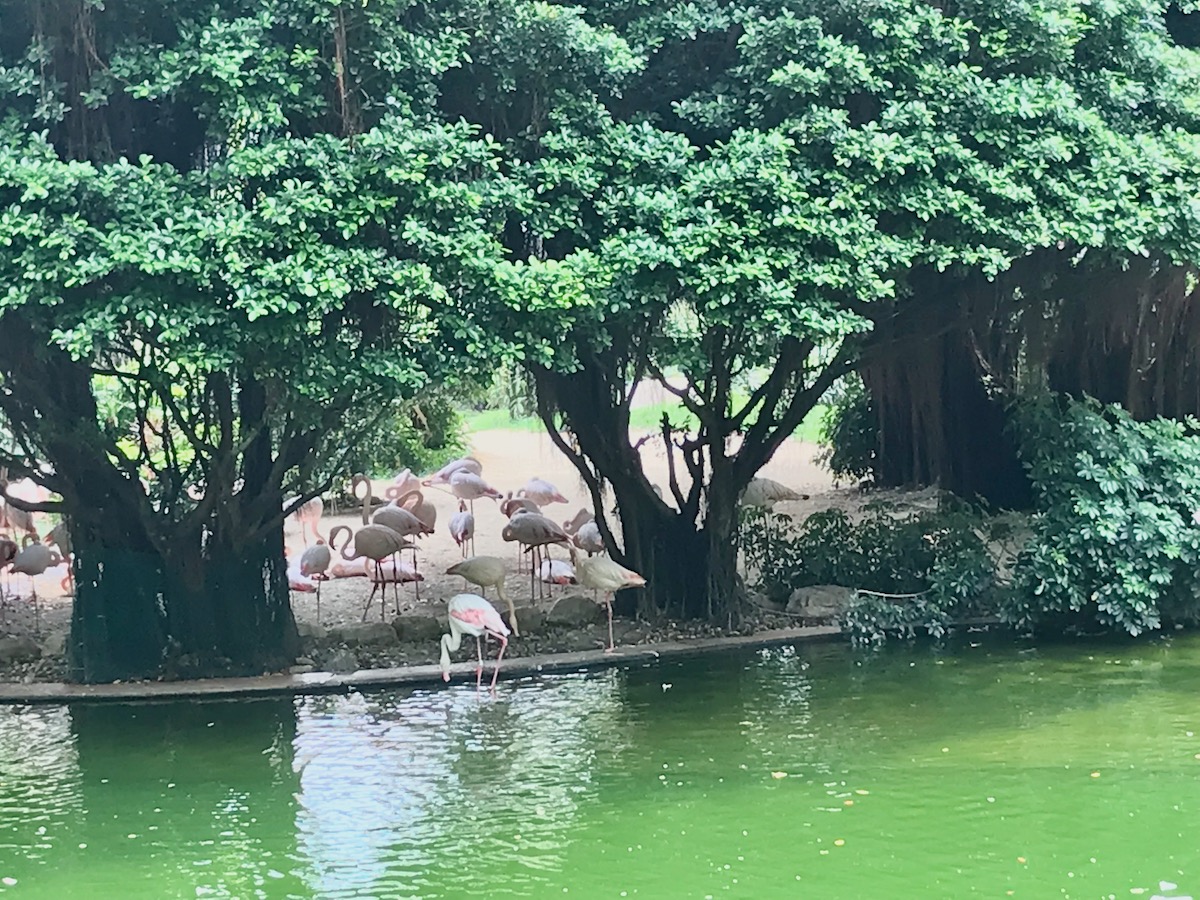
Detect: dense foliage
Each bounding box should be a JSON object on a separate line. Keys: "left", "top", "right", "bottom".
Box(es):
{"left": 1009, "top": 394, "right": 1200, "bottom": 634}
{"left": 340, "top": 391, "right": 466, "bottom": 481}
{"left": 0, "top": 0, "right": 511, "bottom": 680}
{"left": 741, "top": 500, "right": 1010, "bottom": 643}
{"left": 5, "top": 0, "right": 1200, "bottom": 677}
{"left": 462, "top": 0, "right": 1200, "bottom": 619}
{"left": 818, "top": 375, "right": 877, "bottom": 483}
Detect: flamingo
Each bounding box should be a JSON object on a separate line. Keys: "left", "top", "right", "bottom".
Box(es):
{"left": 562, "top": 508, "right": 592, "bottom": 535}
{"left": 502, "top": 511, "right": 570, "bottom": 600}
{"left": 285, "top": 495, "right": 325, "bottom": 546}
{"left": 298, "top": 540, "right": 332, "bottom": 619}
{"left": 388, "top": 487, "right": 437, "bottom": 533}
{"left": 562, "top": 509, "right": 605, "bottom": 556}
{"left": 440, "top": 593, "right": 510, "bottom": 693}
{"left": 739, "top": 476, "right": 807, "bottom": 508}
{"left": 371, "top": 504, "right": 431, "bottom": 599}
{"left": 350, "top": 473, "right": 390, "bottom": 523}
{"left": 446, "top": 556, "right": 517, "bottom": 634}
{"left": 287, "top": 562, "right": 317, "bottom": 593}
{"left": 449, "top": 501, "right": 475, "bottom": 558}
{"left": 501, "top": 493, "right": 541, "bottom": 519}
{"left": 569, "top": 546, "right": 646, "bottom": 653}
{"left": 8, "top": 538, "right": 63, "bottom": 632}
{"left": 0, "top": 537, "right": 17, "bottom": 623}
{"left": 518, "top": 477, "right": 568, "bottom": 507}
{"left": 423, "top": 457, "right": 483, "bottom": 487}
{"left": 328, "top": 524, "right": 413, "bottom": 621}
{"left": 539, "top": 558, "right": 577, "bottom": 591}
{"left": 447, "top": 471, "right": 502, "bottom": 516}
{"left": 0, "top": 498, "right": 36, "bottom": 541}
{"left": 389, "top": 468, "right": 422, "bottom": 498}
{"left": 43, "top": 521, "right": 74, "bottom": 594}
{"left": 501, "top": 494, "right": 541, "bottom": 569}
{"left": 327, "top": 559, "right": 369, "bottom": 579}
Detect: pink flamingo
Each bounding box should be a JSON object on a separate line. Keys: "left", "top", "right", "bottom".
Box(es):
{"left": 423, "top": 457, "right": 483, "bottom": 487}
{"left": 440, "top": 593, "right": 510, "bottom": 693}
{"left": 447, "top": 471, "right": 502, "bottom": 516}
{"left": 518, "top": 477, "right": 568, "bottom": 507}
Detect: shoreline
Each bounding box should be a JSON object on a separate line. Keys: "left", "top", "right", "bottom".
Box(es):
{"left": 0, "top": 624, "right": 841, "bottom": 705}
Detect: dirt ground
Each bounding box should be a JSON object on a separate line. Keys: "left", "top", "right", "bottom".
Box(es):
{"left": 0, "top": 428, "right": 848, "bottom": 678}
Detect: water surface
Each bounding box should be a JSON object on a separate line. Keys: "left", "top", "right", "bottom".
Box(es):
{"left": 2, "top": 635, "right": 1200, "bottom": 898}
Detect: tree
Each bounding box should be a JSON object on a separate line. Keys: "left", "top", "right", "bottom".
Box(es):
{"left": 451, "top": 0, "right": 1200, "bottom": 619}
{"left": 0, "top": 0, "right": 509, "bottom": 681}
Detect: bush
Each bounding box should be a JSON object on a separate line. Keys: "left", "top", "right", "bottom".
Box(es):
{"left": 335, "top": 388, "right": 466, "bottom": 481}
{"left": 817, "top": 374, "right": 876, "bottom": 483}
{"left": 1009, "top": 394, "right": 1200, "bottom": 635}
{"left": 741, "top": 498, "right": 1007, "bottom": 644}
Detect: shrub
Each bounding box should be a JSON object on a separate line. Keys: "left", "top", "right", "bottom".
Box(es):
{"left": 1009, "top": 394, "right": 1200, "bottom": 635}
{"left": 817, "top": 374, "right": 876, "bottom": 483}
{"left": 741, "top": 498, "right": 1006, "bottom": 644}
{"left": 336, "top": 389, "right": 466, "bottom": 481}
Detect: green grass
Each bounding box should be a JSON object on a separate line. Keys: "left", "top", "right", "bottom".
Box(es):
{"left": 463, "top": 401, "right": 828, "bottom": 442}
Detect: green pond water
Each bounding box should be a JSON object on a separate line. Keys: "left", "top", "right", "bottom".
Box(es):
{"left": 2, "top": 635, "right": 1200, "bottom": 899}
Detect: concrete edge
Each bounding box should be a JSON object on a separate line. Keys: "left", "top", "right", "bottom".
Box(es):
{"left": 0, "top": 626, "right": 843, "bottom": 706}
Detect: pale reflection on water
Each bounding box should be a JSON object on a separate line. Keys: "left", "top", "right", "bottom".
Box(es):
{"left": 293, "top": 672, "right": 633, "bottom": 898}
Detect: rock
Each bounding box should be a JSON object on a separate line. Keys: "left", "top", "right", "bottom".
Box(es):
{"left": 323, "top": 648, "right": 359, "bottom": 674}
{"left": 296, "top": 621, "right": 328, "bottom": 641}
{"left": 746, "top": 588, "right": 786, "bottom": 613}
{"left": 294, "top": 656, "right": 315, "bottom": 666}
{"left": 329, "top": 622, "right": 399, "bottom": 646}
{"left": 612, "top": 623, "right": 647, "bottom": 644}
{"left": 546, "top": 594, "right": 605, "bottom": 627}
{"left": 288, "top": 664, "right": 315, "bottom": 675}
{"left": 39, "top": 633, "right": 67, "bottom": 658}
{"left": 392, "top": 615, "right": 443, "bottom": 643}
{"left": 0, "top": 636, "right": 41, "bottom": 664}
{"left": 786, "top": 585, "right": 856, "bottom": 619}
{"left": 506, "top": 605, "right": 546, "bottom": 634}
{"left": 556, "top": 627, "right": 606, "bottom": 653}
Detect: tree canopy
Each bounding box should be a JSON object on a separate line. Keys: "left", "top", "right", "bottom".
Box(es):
{"left": 4, "top": 0, "right": 1200, "bottom": 674}
{"left": 458, "top": 0, "right": 1200, "bottom": 616}
{"left": 0, "top": 0, "right": 513, "bottom": 679}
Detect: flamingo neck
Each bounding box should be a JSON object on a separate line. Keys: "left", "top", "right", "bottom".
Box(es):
{"left": 440, "top": 630, "right": 463, "bottom": 676}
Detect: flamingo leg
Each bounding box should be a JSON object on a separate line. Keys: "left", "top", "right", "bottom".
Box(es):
{"left": 316, "top": 579, "right": 322, "bottom": 622}
{"left": 412, "top": 546, "right": 421, "bottom": 602}
{"left": 506, "top": 590, "right": 520, "bottom": 638}
{"left": 604, "top": 594, "right": 615, "bottom": 653}
{"left": 474, "top": 635, "right": 484, "bottom": 691}
{"left": 361, "top": 581, "right": 374, "bottom": 621}
{"left": 490, "top": 632, "right": 508, "bottom": 693}
{"left": 385, "top": 560, "right": 397, "bottom": 618}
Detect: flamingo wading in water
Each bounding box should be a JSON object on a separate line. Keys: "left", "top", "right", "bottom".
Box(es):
{"left": 440, "top": 593, "right": 510, "bottom": 693}
{"left": 446, "top": 555, "right": 517, "bottom": 635}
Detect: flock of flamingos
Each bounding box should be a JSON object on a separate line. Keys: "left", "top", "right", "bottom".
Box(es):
{"left": 0, "top": 457, "right": 802, "bottom": 690}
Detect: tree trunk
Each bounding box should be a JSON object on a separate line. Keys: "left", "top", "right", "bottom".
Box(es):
{"left": 534, "top": 364, "right": 746, "bottom": 623}
{"left": 69, "top": 524, "right": 298, "bottom": 683}
{"left": 862, "top": 325, "right": 1031, "bottom": 508}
